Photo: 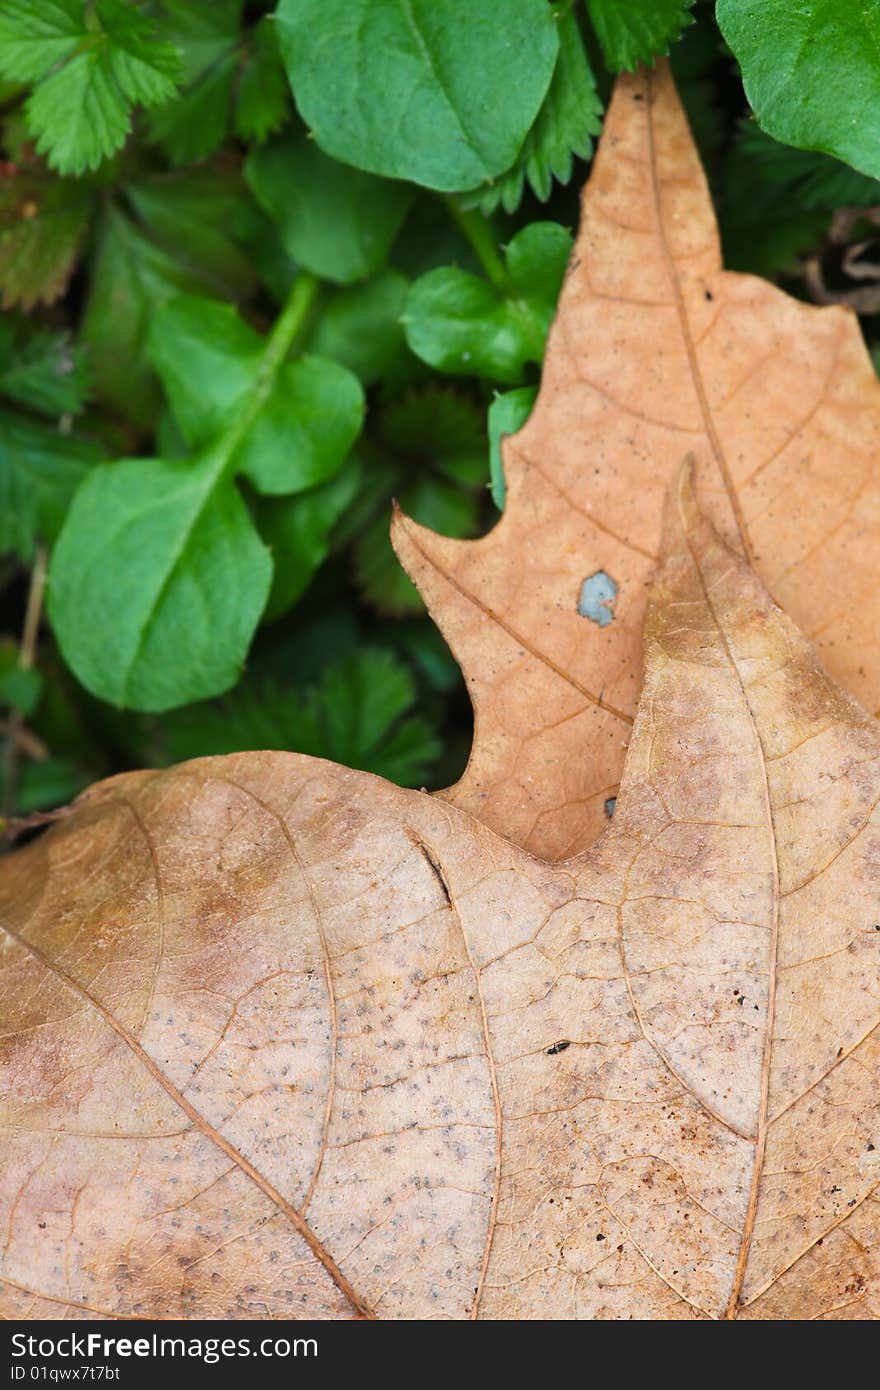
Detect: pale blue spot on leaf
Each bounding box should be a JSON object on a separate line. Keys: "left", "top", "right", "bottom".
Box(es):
{"left": 578, "top": 570, "right": 618, "bottom": 627}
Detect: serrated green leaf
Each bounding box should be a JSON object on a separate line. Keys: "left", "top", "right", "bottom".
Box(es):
{"left": 148, "top": 295, "right": 364, "bottom": 494}
{"left": 487, "top": 385, "right": 537, "bottom": 509}
{"left": 473, "top": 6, "right": 602, "bottom": 215}
{"left": 0, "top": 0, "right": 181, "bottom": 174}
{"left": 246, "top": 129, "right": 414, "bottom": 285}
{"left": 0, "top": 408, "right": 101, "bottom": 561}
{"left": 146, "top": 0, "right": 240, "bottom": 165}
{"left": 275, "top": 0, "right": 559, "bottom": 192}
{"left": 404, "top": 221, "right": 572, "bottom": 383}
{"left": 0, "top": 324, "right": 89, "bottom": 417}
{"left": 718, "top": 1, "right": 880, "bottom": 182}
{"left": 729, "top": 121, "right": 880, "bottom": 212}
{"left": 719, "top": 121, "right": 879, "bottom": 277}
{"left": 382, "top": 386, "right": 487, "bottom": 486}
{"left": 587, "top": 0, "right": 695, "bottom": 71}
{"left": 157, "top": 647, "right": 441, "bottom": 787}
{"left": 0, "top": 171, "right": 92, "bottom": 310}
{"left": 0, "top": 1, "right": 83, "bottom": 83}
{"left": 149, "top": 47, "right": 237, "bottom": 165}
{"left": 309, "top": 271, "right": 410, "bottom": 385}
{"left": 258, "top": 455, "right": 362, "bottom": 621}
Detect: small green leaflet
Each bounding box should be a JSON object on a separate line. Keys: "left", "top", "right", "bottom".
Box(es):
{"left": 718, "top": 0, "right": 880, "bottom": 182}
{"left": 487, "top": 386, "right": 538, "bottom": 509}
{"left": 49, "top": 284, "right": 364, "bottom": 711}
{"left": 0, "top": 409, "right": 101, "bottom": 561}
{"left": 0, "top": 0, "right": 182, "bottom": 174}
{"left": 404, "top": 222, "right": 572, "bottom": 384}
{"left": 470, "top": 6, "right": 602, "bottom": 216}
{"left": 0, "top": 171, "right": 92, "bottom": 310}
{"left": 149, "top": 5, "right": 287, "bottom": 163}
{"left": 586, "top": 0, "right": 695, "bottom": 71}
{"left": 157, "top": 648, "right": 441, "bottom": 788}
{"left": 275, "top": 0, "right": 559, "bottom": 193}
{"left": 246, "top": 130, "right": 414, "bottom": 286}
{"left": 0, "top": 323, "right": 89, "bottom": 417}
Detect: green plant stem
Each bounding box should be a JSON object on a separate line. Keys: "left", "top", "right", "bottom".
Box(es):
{"left": 443, "top": 197, "right": 510, "bottom": 292}
{"left": 218, "top": 271, "right": 320, "bottom": 475}
{"left": 1, "top": 544, "right": 47, "bottom": 825}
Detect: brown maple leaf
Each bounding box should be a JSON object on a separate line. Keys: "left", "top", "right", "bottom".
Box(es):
{"left": 393, "top": 63, "right": 880, "bottom": 861}
{"left": 2, "top": 472, "right": 878, "bottom": 1320}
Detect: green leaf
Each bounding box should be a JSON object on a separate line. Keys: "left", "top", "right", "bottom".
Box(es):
{"left": 404, "top": 221, "right": 572, "bottom": 383}
{"left": 148, "top": 0, "right": 240, "bottom": 163}
{"left": 0, "top": 408, "right": 101, "bottom": 561}
{"left": 51, "top": 275, "right": 363, "bottom": 711}
{"left": 48, "top": 448, "right": 272, "bottom": 711}
{"left": 0, "top": 171, "right": 92, "bottom": 310}
{"left": 356, "top": 474, "right": 478, "bottom": 616}
{"left": 718, "top": 121, "right": 880, "bottom": 277}
{"left": 123, "top": 172, "right": 255, "bottom": 294}
{"left": 472, "top": 6, "right": 602, "bottom": 215}
{"left": 717, "top": 0, "right": 880, "bottom": 182}
{"left": 2, "top": 755, "right": 91, "bottom": 815}
{"left": 586, "top": 0, "right": 695, "bottom": 71}
{"left": 157, "top": 648, "right": 441, "bottom": 786}
{"left": 82, "top": 176, "right": 254, "bottom": 425}
{"left": 150, "top": 47, "right": 237, "bottom": 165}
{"left": 0, "top": 324, "right": 90, "bottom": 417}
{"left": 0, "top": 645, "right": 43, "bottom": 717}
{"left": 148, "top": 295, "right": 364, "bottom": 494}
{"left": 234, "top": 16, "right": 288, "bottom": 142}
{"left": 258, "top": 455, "right": 362, "bottom": 621}
{"left": 729, "top": 119, "right": 880, "bottom": 212}
{"left": 246, "top": 129, "right": 414, "bottom": 285}
{"left": 381, "top": 386, "right": 487, "bottom": 486}
{"left": 275, "top": 0, "right": 559, "bottom": 192}
{"left": 488, "top": 385, "right": 537, "bottom": 508}
{"left": 309, "top": 271, "right": 411, "bottom": 385}
{"left": 0, "top": 0, "right": 182, "bottom": 174}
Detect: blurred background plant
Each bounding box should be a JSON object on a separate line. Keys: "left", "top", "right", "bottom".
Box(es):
{"left": 2, "top": 0, "right": 879, "bottom": 823}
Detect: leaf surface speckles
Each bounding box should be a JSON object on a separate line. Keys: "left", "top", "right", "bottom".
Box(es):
{"left": 2, "top": 475, "right": 880, "bottom": 1320}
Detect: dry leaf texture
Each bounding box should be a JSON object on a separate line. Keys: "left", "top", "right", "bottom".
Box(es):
{"left": 2, "top": 479, "right": 879, "bottom": 1320}
{"left": 393, "top": 62, "right": 880, "bottom": 860}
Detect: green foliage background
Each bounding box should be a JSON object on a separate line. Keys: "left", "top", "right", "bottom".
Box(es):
{"left": 2, "top": 0, "right": 879, "bottom": 820}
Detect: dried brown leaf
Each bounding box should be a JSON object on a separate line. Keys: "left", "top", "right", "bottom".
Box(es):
{"left": 1, "top": 473, "right": 878, "bottom": 1320}
{"left": 393, "top": 64, "right": 880, "bottom": 860}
